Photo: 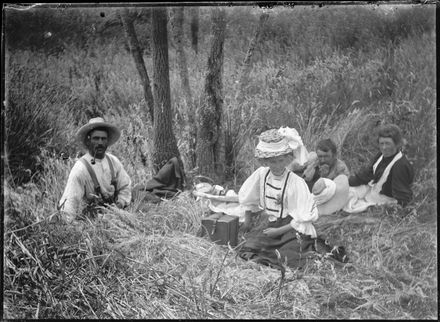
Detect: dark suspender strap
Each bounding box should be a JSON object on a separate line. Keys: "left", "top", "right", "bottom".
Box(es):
{"left": 261, "top": 169, "right": 271, "bottom": 209}
{"left": 279, "top": 171, "right": 291, "bottom": 218}
{"left": 105, "top": 155, "right": 116, "bottom": 184}
{"left": 105, "top": 154, "right": 118, "bottom": 201}
{"left": 262, "top": 169, "right": 291, "bottom": 217}
{"left": 80, "top": 158, "right": 101, "bottom": 195}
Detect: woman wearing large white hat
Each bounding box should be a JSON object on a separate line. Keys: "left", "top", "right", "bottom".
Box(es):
{"left": 237, "top": 127, "right": 348, "bottom": 269}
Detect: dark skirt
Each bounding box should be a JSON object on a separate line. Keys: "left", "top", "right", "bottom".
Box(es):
{"left": 238, "top": 215, "right": 347, "bottom": 270}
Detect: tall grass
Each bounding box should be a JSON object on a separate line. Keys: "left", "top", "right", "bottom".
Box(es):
{"left": 224, "top": 30, "right": 435, "bottom": 181}
{"left": 4, "top": 4, "right": 436, "bottom": 319}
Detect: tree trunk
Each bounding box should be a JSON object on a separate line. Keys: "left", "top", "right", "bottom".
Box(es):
{"left": 170, "top": 8, "right": 193, "bottom": 108}
{"left": 119, "top": 8, "right": 155, "bottom": 123}
{"left": 196, "top": 8, "right": 226, "bottom": 180}
{"left": 190, "top": 7, "right": 199, "bottom": 54}
{"left": 151, "top": 7, "right": 182, "bottom": 173}
{"left": 170, "top": 7, "right": 196, "bottom": 170}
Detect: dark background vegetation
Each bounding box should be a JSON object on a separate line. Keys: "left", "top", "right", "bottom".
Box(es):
{"left": 4, "top": 4, "right": 435, "bottom": 185}
{"left": 3, "top": 3, "right": 437, "bottom": 319}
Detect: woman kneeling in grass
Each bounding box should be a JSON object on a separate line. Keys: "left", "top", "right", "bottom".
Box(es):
{"left": 237, "top": 128, "right": 347, "bottom": 269}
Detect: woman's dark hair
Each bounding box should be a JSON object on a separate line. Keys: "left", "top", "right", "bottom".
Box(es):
{"left": 377, "top": 124, "right": 402, "bottom": 145}
{"left": 316, "top": 138, "right": 337, "bottom": 155}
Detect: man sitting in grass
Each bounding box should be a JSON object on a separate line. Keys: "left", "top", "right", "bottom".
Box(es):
{"left": 296, "top": 138, "right": 350, "bottom": 192}
{"left": 343, "top": 124, "right": 414, "bottom": 213}
{"left": 59, "top": 117, "right": 132, "bottom": 223}
{"left": 288, "top": 138, "right": 351, "bottom": 216}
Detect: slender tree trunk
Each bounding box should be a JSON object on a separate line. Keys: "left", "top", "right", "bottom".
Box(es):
{"left": 190, "top": 7, "right": 199, "bottom": 54}
{"left": 196, "top": 8, "right": 226, "bottom": 180}
{"left": 170, "top": 7, "right": 196, "bottom": 170}
{"left": 120, "top": 8, "right": 155, "bottom": 123}
{"left": 151, "top": 7, "right": 182, "bottom": 172}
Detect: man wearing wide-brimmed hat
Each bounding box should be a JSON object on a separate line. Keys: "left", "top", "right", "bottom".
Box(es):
{"left": 59, "top": 117, "right": 132, "bottom": 222}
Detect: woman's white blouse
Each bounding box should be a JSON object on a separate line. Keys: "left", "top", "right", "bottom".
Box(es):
{"left": 238, "top": 166, "right": 318, "bottom": 237}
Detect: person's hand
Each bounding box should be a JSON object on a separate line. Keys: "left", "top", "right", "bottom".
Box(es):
{"left": 263, "top": 227, "right": 280, "bottom": 238}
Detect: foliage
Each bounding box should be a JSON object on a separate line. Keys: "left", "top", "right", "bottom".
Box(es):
{"left": 4, "top": 42, "right": 151, "bottom": 186}
{"left": 4, "top": 58, "right": 77, "bottom": 186}
{"left": 225, "top": 28, "right": 435, "bottom": 180}
{"left": 3, "top": 4, "right": 437, "bottom": 320}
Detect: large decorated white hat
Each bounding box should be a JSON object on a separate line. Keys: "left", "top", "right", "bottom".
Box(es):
{"left": 254, "top": 129, "right": 293, "bottom": 159}
{"left": 76, "top": 117, "right": 121, "bottom": 149}
{"left": 255, "top": 127, "right": 308, "bottom": 163}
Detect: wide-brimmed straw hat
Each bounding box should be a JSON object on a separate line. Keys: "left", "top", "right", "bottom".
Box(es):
{"left": 255, "top": 129, "right": 294, "bottom": 159}
{"left": 316, "top": 174, "right": 350, "bottom": 215}
{"left": 76, "top": 117, "right": 121, "bottom": 149}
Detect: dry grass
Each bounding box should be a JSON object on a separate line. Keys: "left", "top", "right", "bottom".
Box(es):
{"left": 4, "top": 164, "right": 437, "bottom": 319}
{"left": 4, "top": 6, "right": 436, "bottom": 320}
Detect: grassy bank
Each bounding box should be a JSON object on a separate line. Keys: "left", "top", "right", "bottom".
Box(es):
{"left": 4, "top": 4, "right": 437, "bottom": 319}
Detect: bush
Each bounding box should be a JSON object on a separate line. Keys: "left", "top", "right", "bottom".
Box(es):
{"left": 4, "top": 60, "right": 73, "bottom": 186}
{"left": 3, "top": 4, "right": 437, "bottom": 319}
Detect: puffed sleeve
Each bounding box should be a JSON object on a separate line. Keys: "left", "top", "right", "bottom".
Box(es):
{"left": 59, "top": 162, "right": 86, "bottom": 221}
{"left": 285, "top": 174, "right": 319, "bottom": 238}
{"left": 390, "top": 158, "right": 414, "bottom": 207}
{"left": 238, "top": 167, "right": 267, "bottom": 213}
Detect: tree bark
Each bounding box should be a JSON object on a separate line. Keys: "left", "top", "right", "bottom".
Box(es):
{"left": 196, "top": 8, "right": 226, "bottom": 180}
{"left": 151, "top": 7, "right": 182, "bottom": 173}
{"left": 190, "top": 7, "right": 199, "bottom": 54}
{"left": 170, "top": 7, "right": 193, "bottom": 108}
{"left": 170, "top": 7, "right": 196, "bottom": 170}
{"left": 120, "top": 8, "right": 155, "bottom": 123}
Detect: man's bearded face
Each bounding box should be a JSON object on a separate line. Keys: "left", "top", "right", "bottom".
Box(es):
{"left": 87, "top": 129, "right": 109, "bottom": 159}
{"left": 316, "top": 149, "right": 336, "bottom": 176}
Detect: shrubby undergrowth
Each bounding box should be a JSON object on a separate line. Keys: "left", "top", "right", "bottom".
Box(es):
{"left": 4, "top": 4, "right": 437, "bottom": 319}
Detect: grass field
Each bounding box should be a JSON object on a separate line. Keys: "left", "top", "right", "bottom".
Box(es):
{"left": 3, "top": 4, "right": 437, "bottom": 319}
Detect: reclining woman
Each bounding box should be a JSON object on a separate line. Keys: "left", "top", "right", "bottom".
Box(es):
{"left": 343, "top": 123, "right": 414, "bottom": 213}
{"left": 237, "top": 128, "right": 347, "bottom": 269}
